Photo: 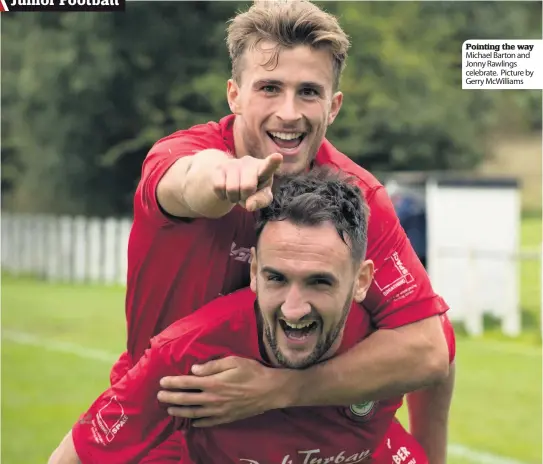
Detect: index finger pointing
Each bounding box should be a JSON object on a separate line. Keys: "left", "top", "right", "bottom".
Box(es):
{"left": 257, "top": 153, "right": 283, "bottom": 183}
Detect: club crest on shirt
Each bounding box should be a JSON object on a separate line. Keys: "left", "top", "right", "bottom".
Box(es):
{"left": 347, "top": 400, "right": 378, "bottom": 421}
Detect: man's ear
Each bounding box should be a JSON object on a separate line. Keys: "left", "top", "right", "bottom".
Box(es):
{"left": 354, "top": 260, "right": 374, "bottom": 303}
{"left": 328, "top": 91, "right": 343, "bottom": 125}
{"left": 250, "top": 247, "right": 258, "bottom": 293}
{"left": 227, "top": 79, "right": 241, "bottom": 115}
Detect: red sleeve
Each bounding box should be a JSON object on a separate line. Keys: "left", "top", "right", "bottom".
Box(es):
{"left": 135, "top": 126, "right": 229, "bottom": 225}
{"left": 441, "top": 313, "right": 456, "bottom": 364}
{"left": 72, "top": 344, "right": 188, "bottom": 464}
{"left": 363, "top": 186, "right": 449, "bottom": 329}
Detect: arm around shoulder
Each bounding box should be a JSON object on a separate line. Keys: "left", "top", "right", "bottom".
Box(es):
{"left": 279, "top": 314, "right": 450, "bottom": 409}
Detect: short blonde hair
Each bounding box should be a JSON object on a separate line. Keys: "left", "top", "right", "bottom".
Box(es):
{"left": 227, "top": 0, "right": 350, "bottom": 91}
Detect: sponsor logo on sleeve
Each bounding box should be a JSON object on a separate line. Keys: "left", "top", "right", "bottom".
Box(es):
{"left": 374, "top": 252, "right": 413, "bottom": 296}
{"left": 89, "top": 396, "right": 128, "bottom": 445}
{"left": 392, "top": 446, "right": 416, "bottom": 464}
{"left": 373, "top": 252, "right": 417, "bottom": 301}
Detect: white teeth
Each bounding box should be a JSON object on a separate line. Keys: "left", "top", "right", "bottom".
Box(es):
{"left": 283, "top": 320, "right": 314, "bottom": 329}
{"left": 270, "top": 131, "right": 303, "bottom": 141}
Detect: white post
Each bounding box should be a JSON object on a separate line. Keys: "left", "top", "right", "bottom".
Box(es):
{"left": 465, "top": 248, "right": 484, "bottom": 336}
{"left": 425, "top": 178, "right": 438, "bottom": 284}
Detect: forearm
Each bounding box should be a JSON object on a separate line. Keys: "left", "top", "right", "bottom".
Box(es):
{"left": 48, "top": 431, "right": 82, "bottom": 464}
{"left": 283, "top": 316, "right": 449, "bottom": 407}
{"left": 157, "top": 149, "right": 234, "bottom": 218}
{"left": 407, "top": 361, "right": 456, "bottom": 464}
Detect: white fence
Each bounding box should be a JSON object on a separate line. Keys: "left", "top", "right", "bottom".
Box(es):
{"left": 2, "top": 211, "right": 541, "bottom": 336}
{"left": 1, "top": 213, "right": 133, "bottom": 285}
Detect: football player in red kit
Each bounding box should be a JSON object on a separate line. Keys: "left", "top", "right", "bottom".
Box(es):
{"left": 102, "top": 1, "right": 455, "bottom": 463}
{"left": 50, "top": 170, "right": 452, "bottom": 464}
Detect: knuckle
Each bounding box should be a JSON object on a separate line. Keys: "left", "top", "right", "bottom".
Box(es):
{"left": 213, "top": 163, "right": 227, "bottom": 179}
{"left": 211, "top": 172, "right": 223, "bottom": 188}
{"left": 171, "top": 393, "right": 183, "bottom": 403}
{"left": 223, "top": 164, "right": 237, "bottom": 180}
{"left": 207, "top": 379, "right": 218, "bottom": 390}
{"left": 163, "top": 393, "right": 178, "bottom": 405}
{"left": 207, "top": 395, "right": 221, "bottom": 406}
{"left": 179, "top": 407, "right": 194, "bottom": 419}
{"left": 208, "top": 379, "right": 223, "bottom": 391}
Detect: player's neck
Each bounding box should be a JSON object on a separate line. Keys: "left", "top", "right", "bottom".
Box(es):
{"left": 232, "top": 116, "right": 246, "bottom": 160}
{"left": 254, "top": 304, "right": 274, "bottom": 366}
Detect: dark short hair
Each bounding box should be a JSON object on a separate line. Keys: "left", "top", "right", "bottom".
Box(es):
{"left": 255, "top": 167, "right": 369, "bottom": 262}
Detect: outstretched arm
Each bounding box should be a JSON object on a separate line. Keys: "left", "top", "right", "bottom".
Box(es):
{"left": 156, "top": 149, "right": 282, "bottom": 218}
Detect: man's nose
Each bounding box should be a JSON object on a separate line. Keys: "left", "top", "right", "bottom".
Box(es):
{"left": 275, "top": 92, "right": 302, "bottom": 123}
{"left": 281, "top": 285, "right": 311, "bottom": 321}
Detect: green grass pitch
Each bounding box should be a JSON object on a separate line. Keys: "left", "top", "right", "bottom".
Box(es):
{"left": 2, "top": 217, "right": 541, "bottom": 464}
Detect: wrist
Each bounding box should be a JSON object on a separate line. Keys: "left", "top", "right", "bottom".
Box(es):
{"left": 186, "top": 151, "right": 235, "bottom": 218}
{"left": 269, "top": 368, "right": 304, "bottom": 410}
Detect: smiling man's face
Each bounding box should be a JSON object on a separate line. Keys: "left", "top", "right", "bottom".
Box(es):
{"left": 250, "top": 219, "right": 372, "bottom": 369}
{"left": 227, "top": 41, "right": 343, "bottom": 175}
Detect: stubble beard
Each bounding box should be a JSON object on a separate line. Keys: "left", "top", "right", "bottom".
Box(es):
{"left": 264, "top": 295, "right": 352, "bottom": 369}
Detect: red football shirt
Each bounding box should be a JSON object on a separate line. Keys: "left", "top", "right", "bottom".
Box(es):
{"left": 73, "top": 289, "right": 402, "bottom": 464}
{"left": 122, "top": 114, "right": 449, "bottom": 368}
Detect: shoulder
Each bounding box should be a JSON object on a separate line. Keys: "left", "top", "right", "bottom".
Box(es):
{"left": 150, "top": 118, "right": 229, "bottom": 155}
{"left": 315, "top": 139, "right": 384, "bottom": 194}
{"left": 314, "top": 140, "right": 397, "bottom": 225}
{"left": 145, "top": 114, "right": 235, "bottom": 160}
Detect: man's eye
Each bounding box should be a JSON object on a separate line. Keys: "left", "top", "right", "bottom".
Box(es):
{"left": 311, "top": 279, "right": 332, "bottom": 286}
{"left": 262, "top": 85, "right": 279, "bottom": 93}
{"left": 301, "top": 88, "right": 318, "bottom": 97}
{"left": 267, "top": 274, "right": 284, "bottom": 282}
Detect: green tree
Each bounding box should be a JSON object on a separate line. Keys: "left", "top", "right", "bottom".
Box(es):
{"left": 2, "top": 4, "right": 240, "bottom": 215}
{"left": 2, "top": 2, "right": 540, "bottom": 215}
